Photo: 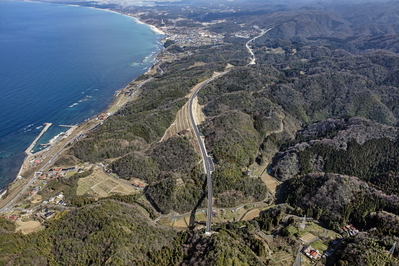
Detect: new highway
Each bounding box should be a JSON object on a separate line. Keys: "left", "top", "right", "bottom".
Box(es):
{"left": 188, "top": 71, "right": 228, "bottom": 234}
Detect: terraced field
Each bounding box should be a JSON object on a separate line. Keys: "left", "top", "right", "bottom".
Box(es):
{"left": 77, "top": 166, "right": 137, "bottom": 197}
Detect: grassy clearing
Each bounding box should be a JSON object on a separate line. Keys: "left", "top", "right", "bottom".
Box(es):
{"left": 158, "top": 217, "right": 173, "bottom": 226}
{"left": 91, "top": 186, "right": 108, "bottom": 198}
{"left": 195, "top": 212, "right": 207, "bottom": 222}
{"left": 30, "top": 194, "right": 42, "bottom": 204}
{"left": 300, "top": 232, "right": 317, "bottom": 242}
{"left": 65, "top": 171, "right": 78, "bottom": 178}
{"left": 261, "top": 173, "right": 279, "bottom": 194}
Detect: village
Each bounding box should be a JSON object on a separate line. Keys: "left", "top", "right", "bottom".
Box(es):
{"left": 0, "top": 162, "right": 148, "bottom": 233}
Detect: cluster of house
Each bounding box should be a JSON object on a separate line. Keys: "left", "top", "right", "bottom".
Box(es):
{"left": 48, "top": 167, "right": 76, "bottom": 173}
{"left": 73, "top": 133, "right": 87, "bottom": 143}
{"left": 31, "top": 167, "right": 78, "bottom": 197}
{"left": 30, "top": 187, "right": 40, "bottom": 196}
{"left": 0, "top": 214, "right": 19, "bottom": 222}
{"left": 37, "top": 167, "right": 78, "bottom": 181}
{"left": 323, "top": 240, "right": 341, "bottom": 258}
{"left": 302, "top": 245, "right": 321, "bottom": 260}
{"left": 38, "top": 208, "right": 55, "bottom": 220}
{"left": 125, "top": 88, "right": 136, "bottom": 97}
{"left": 42, "top": 192, "right": 66, "bottom": 206}
{"left": 162, "top": 25, "right": 224, "bottom": 47}
{"left": 342, "top": 224, "right": 359, "bottom": 236}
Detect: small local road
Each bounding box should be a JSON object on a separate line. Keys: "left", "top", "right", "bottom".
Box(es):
{"left": 293, "top": 244, "right": 304, "bottom": 266}
{"left": 0, "top": 132, "right": 76, "bottom": 212}
{"left": 152, "top": 199, "right": 270, "bottom": 224}
{"left": 188, "top": 71, "right": 228, "bottom": 234}
{"left": 246, "top": 27, "right": 273, "bottom": 65}
{"left": 293, "top": 228, "right": 328, "bottom": 266}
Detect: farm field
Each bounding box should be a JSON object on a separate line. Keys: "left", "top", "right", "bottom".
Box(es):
{"left": 261, "top": 173, "right": 279, "bottom": 194}
{"left": 77, "top": 166, "right": 138, "bottom": 197}
{"left": 262, "top": 237, "right": 296, "bottom": 265}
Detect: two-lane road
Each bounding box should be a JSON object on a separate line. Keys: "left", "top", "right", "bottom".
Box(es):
{"left": 188, "top": 71, "right": 227, "bottom": 234}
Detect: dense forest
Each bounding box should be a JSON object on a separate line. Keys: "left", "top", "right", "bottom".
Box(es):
{"left": 0, "top": 200, "right": 178, "bottom": 265}
{"left": 2, "top": 199, "right": 397, "bottom": 265}
{"left": 0, "top": 200, "right": 293, "bottom": 265}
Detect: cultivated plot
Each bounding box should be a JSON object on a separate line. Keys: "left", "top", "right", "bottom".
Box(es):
{"left": 77, "top": 167, "right": 137, "bottom": 197}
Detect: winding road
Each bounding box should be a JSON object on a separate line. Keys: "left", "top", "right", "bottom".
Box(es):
{"left": 246, "top": 27, "right": 273, "bottom": 65}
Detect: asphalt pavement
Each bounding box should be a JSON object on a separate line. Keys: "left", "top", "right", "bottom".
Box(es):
{"left": 188, "top": 72, "right": 227, "bottom": 234}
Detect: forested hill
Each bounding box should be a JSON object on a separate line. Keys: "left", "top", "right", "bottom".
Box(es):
{"left": 2, "top": 0, "right": 399, "bottom": 264}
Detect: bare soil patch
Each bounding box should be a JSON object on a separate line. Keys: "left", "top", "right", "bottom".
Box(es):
{"left": 160, "top": 75, "right": 211, "bottom": 154}
{"left": 161, "top": 102, "right": 194, "bottom": 142}
{"left": 192, "top": 97, "right": 206, "bottom": 125}
{"left": 30, "top": 194, "right": 42, "bottom": 204}
{"left": 261, "top": 173, "right": 279, "bottom": 193}
{"left": 242, "top": 209, "right": 261, "bottom": 221}
{"left": 15, "top": 220, "right": 42, "bottom": 235}
{"left": 173, "top": 217, "right": 188, "bottom": 228}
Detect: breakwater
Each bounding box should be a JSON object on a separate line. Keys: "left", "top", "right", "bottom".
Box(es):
{"left": 24, "top": 123, "right": 52, "bottom": 156}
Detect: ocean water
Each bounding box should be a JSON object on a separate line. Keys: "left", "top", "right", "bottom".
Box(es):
{"left": 0, "top": 1, "right": 163, "bottom": 190}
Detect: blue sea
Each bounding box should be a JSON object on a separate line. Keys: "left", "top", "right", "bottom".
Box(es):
{"left": 0, "top": 0, "right": 163, "bottom": 190}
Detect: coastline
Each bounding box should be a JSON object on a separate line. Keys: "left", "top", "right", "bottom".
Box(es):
{"left": 0, "top": 2, "right": 167, "bottom": 201}
{"left": 131, "top": 17, "right": 165, "bottom": 35}
{"left": 84, "top": 6, "right": 166, "bottom": 35}
{"left": 23, "top": 0, "right": 166, "bottom": 36}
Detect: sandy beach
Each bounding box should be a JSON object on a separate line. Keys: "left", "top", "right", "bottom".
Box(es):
{"left": 131, "top": 17, "right": 166, "bottom": 35}
{"left": 26, "top": 0, "right": 166, "bottom": 35}
{"left": 85, "top": 6, "right": 166, "bottom": 35}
